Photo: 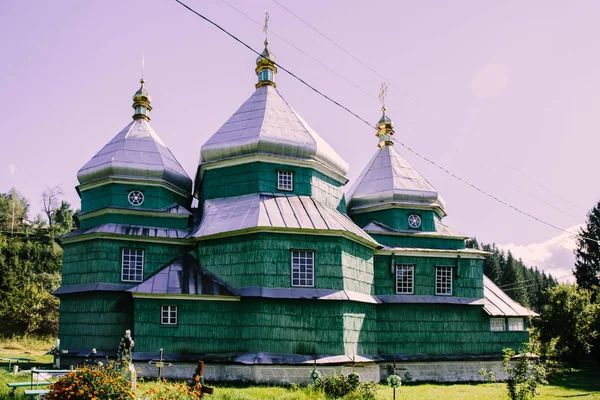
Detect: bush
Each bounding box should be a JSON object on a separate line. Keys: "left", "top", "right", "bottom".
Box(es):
{"left": 48, "top": 363, "right": 135, "bottom": 400}
{"left": 319, "top": 374, "right": 378, "bottom": 399}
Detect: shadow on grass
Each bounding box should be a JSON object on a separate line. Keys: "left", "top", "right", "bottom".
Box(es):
{"left": 547, "top": 361, "right": 600, "bottom": 394}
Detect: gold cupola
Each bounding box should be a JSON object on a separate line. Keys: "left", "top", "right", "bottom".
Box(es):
{"left": 255, "top": 40, "right": 277, "bottom": 89}
{"left": 376, "top": 106, "right": 394, "bottom": 147}
{"left": 132, "top": 79, "right": 152, "bottom": 121}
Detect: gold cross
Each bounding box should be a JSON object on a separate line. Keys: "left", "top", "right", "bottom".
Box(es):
{"left": 141, "top": 52, "right": 145, "bottom": 80}
{"left": 263, "top": 11, "right": 270, "bottom": 41}
{"left": 378, "top": 82, "right": 388, "bottom": 108}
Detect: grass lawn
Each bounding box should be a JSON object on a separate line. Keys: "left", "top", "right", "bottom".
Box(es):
{"left": 0, "top": 361, "right": 598, "bottom": 399}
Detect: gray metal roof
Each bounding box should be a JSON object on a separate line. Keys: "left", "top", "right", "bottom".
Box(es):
{"left": 192, "top": 193, "right": 378, "bottom": 246}
{"left": 55, "top": 283, "right": 134, "bottom": 295}
{"left": 346, "top": 145, "right": 445, "bottom": 215}
{"left": 363, "top": 220, "right": 467, "bottom": 239}
{"left": 200, "top": 85, "right": 349, "bottom": 177}
{"left": 60, "top": 223, "right": 190, "bottom": 241}
{"left": 128, "top": 253, "right": 236, "bottom": 296}
{"left": 483, "top": 276, "right": 538, "bottom": 317}
{"left": 378, "top": 295, "right": 484, "bottom": 305}
{"left": 77, "top": 119, "right": 192, "bottom": 193}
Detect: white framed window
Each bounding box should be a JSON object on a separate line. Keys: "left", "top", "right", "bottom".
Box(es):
{"left": 277, "top": 171, "right": 294, "bottom": 191}
{"left": 490, "top": 317, "right": 506, "bottom": 331}
{"left": 161, "top": 305, "right": 177, "bottom": 325}
{"left": 121, "top": 248, "right": 144, "bottom": 282}
{"left": 435, "top": 266, "right": 453, "bottom": 295}
{"left": 508, "top": 318, "right": 524, "bottom": 331}
{"left": 291, "top": 250, "right": 314, "bottom": 287}
{"left": 395, "top": 264, "right": 414, "bottom": 294}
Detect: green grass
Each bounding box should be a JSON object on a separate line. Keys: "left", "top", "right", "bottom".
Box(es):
{"left": 0, "top": 362, "right": 598, "bottom": 399}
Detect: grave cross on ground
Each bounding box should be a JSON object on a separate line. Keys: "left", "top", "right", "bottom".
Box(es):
{"left": 147, "top": 348, "right": 172, "bottom": 378}
{"left": 190, "top": 361, "right": 215, "bottom": 395}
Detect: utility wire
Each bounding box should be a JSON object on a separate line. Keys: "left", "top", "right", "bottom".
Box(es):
{"left": 173, "top": 0, "right": 599, "bottom": 246}
{"left": 497, "top": 274, "right": 572, "bottom": 289}
{"left": 272, "top": 0, "right": 586, "bottom": 214}
{"left": 215, "top": 0, "right": 374, "bottom": 99}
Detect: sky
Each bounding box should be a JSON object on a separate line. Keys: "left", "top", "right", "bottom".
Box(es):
{"left": 1, "top": 1, "right": 599, "bottom": 281}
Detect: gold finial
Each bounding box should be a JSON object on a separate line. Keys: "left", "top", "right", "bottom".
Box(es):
{"left": 376, "top": 82, "right": 393, "bottom": 147}
{"left": 141, "top": 52, "right": 145, "bottom": 80}
{"left": 263, "top": 11, "right": 270, "bottom": 43}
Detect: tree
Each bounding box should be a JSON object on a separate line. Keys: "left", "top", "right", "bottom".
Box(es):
{"left": 54, "top": 200, "right": 75, "bottom": 235}
{"left": 501, "top": 251, "right": 529, "bottom": 307}
{"left": 535, "top": 284, "right": 600, "bottom": 365}
{"left": 574, "top": 200, "right": 600, "bottom": 290}
{"left": 0, "top": 188, "right": 30, "bottom": 234}
{"left": 41, "top": 185, "right": 63, "bottom": 228}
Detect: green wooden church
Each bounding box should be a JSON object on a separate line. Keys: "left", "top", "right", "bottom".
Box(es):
{"left": 56, "top": 41, "right": 535, "bottom": 382}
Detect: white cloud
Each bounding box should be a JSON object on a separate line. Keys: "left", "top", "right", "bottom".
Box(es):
{"left": 8, "top": 164, "right": 16, "bottom": 174}
{"left": 498, "top": 225, "right": 583, "bottom": 282}
{"left": 471, "top": 63, "right": 509, "bottom": 98}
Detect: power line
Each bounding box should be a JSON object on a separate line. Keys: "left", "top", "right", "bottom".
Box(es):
{"left": 173, "top": 0, "right": 599, "bottom": 246}
{"left": 272, "top": 0, "right": 586, "bottom": 215}
{"left": 497, "top": 274, "right": 572, "bottom": 289}
{"left": 215, "top": 0, "right": 374, "bottom": 99}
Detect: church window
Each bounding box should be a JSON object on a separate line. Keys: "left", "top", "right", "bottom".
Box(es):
{"left": 291, "top": 250, "right": 314, "bottom": 287}
{"left": 278, "top": 171, "right": 294, "bottom": 191}
{"left": 121, "top": 248, "right": 144, "bottom": 282}
{"left": 435, "top": 266, "right": 452, "bottom": 295}
{"left": 395, "top": 264, "right": 414, "bottom": 294}
{"left": 490, "top": 317, "right": 505, "bottom": 331}
{"left": 161, "top": 305, "right": 177, "bottom": 325}
{"left": 508, "top": 317, "right": 524, "bottom": 331}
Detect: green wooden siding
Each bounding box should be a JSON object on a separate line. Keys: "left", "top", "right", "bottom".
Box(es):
{"left": 200, "top": 162, "right": 345, "bottom": 212}
{"left": 369, "top": 233, "right": 465, "bottom": 250}
{"left": 62, "top": 239, "right": 189, "bottom": 285}
{"left": 373, "top": 255, "right": 483, "bottom": 298}
{"left": 79, "top": 211, "right": 189, "bottom": 230}
{"left": 377, "top": 304, "right": 529, "bottom": 355}
{"left": 134, "top": 298, "right": 377, "bottom": 355}
{"left": 59, "top": 292, "right": 133, "bottom": 350}
{"left": 196, "top": 233, "right": 374, "bottom": 294}
{"left": 80, "top": 183, "right": 190, "bottom": 214}
{"left": 350, "top": 209, "right": 438, "bottom": 233}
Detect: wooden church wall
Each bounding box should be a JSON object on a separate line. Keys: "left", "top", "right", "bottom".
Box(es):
{"left": 133, "top": 297, "right": 378, "bottom": 355}
{"left": 58, "top": 292, "right": 133, "bottom": 350}
{"left": 196, "top": 233, "right": 374, "bottom": 293}
{"left": 61, "top": 239, "right": 190, "bottom": 285}
{"left": 369, "top": 233, "right": 465, "bottom": 250}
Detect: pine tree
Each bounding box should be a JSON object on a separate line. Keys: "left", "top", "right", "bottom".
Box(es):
{"left": 502, "top": 251, "right": 529, "bottom": 307}
{"left": 574, "top": 200, "right": 600, "bottom": 290}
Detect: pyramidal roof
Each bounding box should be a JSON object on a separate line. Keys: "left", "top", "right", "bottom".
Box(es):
{"left": 346, "top": 144, "right": 445, "bottom": 216}
{"left": 200, "top": 84, "right": 349, "bottom": 178}
{"left": 77, "top": 81, "right": 192, "bottom": 193}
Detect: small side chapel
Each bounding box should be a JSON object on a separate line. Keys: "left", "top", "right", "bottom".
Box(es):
{"left": 55, "top": 40, "right": 535, "bottom": 382}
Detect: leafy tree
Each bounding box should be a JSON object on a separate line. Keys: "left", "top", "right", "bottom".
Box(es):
{"left": 502, "top": 346, "right": 547, "bottom": 400}
{"left": 535, "top": 284, "right": 600, "bottom": 365}
{"left": 54, "top": 200, "right": 75, "bottom": 235}
{"left": 574, "top": 200, "right": 600, "bottom": 290}
{"left": 0, "top": 188, "right": 30, "bottom": 233}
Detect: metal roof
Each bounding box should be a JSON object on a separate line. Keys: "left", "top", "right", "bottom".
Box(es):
{"left": 128, "top": 253, "right": 236, "bottom": 296}
{"left": 55, "top": 283, "right": 134, "bottom": 295}
{"left": 200, "top": 85, "right": 349, "bottom": 177}
{"left": 60, "top": 223, "right": 190, "bottom": 241}
{"left": 483, "top": 275, "right": 538, "bottom": 317}
{"left": 346, "top": 145, "right": 445, "bottom": 215}
{"left": 77, "top": 119, "right": 192, "bottom": 193}
{"left": 363, "top": 220, "right": 467, "bottom": 239}
{"left": 192, "top": 193, "right": 379, "bottom": 246}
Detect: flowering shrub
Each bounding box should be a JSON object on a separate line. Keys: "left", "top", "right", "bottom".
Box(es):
{"left": 48, "top": 362, "right": 135, "bottom": 400}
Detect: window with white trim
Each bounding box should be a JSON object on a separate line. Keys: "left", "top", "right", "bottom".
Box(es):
{"left": 121, "top": 249, "right": 144, "bottom": 282}
{"left": 291, "top": 250, "right": 314, "bottom": 287}
{"left": 508, "top": 317, "right": 524, "bottom": 331}
{"left": 490, "top": 317, "right": 506, "bottom": 331}
{"left": 161, "top": 305, "right": 177, "bottom": 325}
{"left": 277, "top": 171, "right": 294, "bottom": 191}
{"left": 435, "top": 266, "right": 453, "bottom": 295}
{"left": 395, "top": 265, "right": 414, "bottom": 294}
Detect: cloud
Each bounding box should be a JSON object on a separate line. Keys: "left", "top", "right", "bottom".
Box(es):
{"left": 498, "top": 225, "right": 583, "bottom": 282}
{"left": 8, "top": 164, "right": 16, "bottom": 175}
{"left": 471, "top": 63, "right": 509, "bottom": 98}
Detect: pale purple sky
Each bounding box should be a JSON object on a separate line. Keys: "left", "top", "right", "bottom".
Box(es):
{"left": 1, "top": 1, "right": 598, "bottom": 278}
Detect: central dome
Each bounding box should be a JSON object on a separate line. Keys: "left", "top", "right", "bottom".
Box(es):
{"left": 200, "top": 85, "right": 349, "bottom": 177}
